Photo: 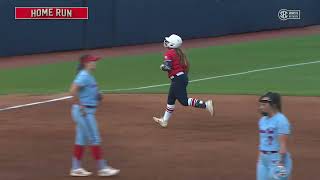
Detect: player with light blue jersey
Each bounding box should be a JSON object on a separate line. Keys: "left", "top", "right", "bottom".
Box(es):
{"left": 257, "top": 92, "right": 292, "bottom": 180}
{"left": 74, "top": 70, "right": 99, "bottom": 107}
{"left": 69, "top": 55, "right": 119, "bottom": 177}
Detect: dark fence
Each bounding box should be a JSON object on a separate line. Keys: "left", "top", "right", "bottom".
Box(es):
{"left": 1, "top": 0, "right": 319, "bottom": 57}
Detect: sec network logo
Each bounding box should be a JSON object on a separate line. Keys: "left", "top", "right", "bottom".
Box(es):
{"left": 278, "top": 9, "right": 301, "bottom": 21}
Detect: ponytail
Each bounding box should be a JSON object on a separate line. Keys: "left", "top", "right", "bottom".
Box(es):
{"left": 174, "top": 48, "right": 189, "bottom": 73}
{"left": 76, "top": 62, "right": 84, "bottom": 73}
{"left": 271, "top": 92, "right": 282, "bottom": 112}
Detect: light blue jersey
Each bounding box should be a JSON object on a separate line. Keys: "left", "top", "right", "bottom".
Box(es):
{"left": 73, "top": 70, "right": 99, "bottom": 106}
{"left": 259, "top": 113, "right": 291, "bottom": 151}
{"left": 257, "top": 112, "right": 292, "bottom": 180}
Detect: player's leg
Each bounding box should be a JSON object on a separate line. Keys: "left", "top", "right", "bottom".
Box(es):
{"left": 85, "top": 108, "right": 120, "bottom": 176}
{"left": 174, "top": 75, "right": 189, "bottom": 106}
{"left": 256, "top": 154, "right": 268, "bottom": 180}
{"left": 70, "top": 105, "right": 92, "bottom": 176}
{"left": 163, "top": 83, "right": 176, "bottom": 121}
{"left": 85, "top": 108, "right": 104, "bottom": 167}
{"left": 72, "top": 125, "right": 86, "bottom": 170}
{"left": 172, "top": 74, "right": 192, "bottom": 106}
{"left": 175, "top": 75, "right": 204, "bottom": 107}
{"left": 175, "top": 75, "right": 214, "bottom": 115}
{"left": 187, "top": 96, "right": 214, "bottom": 116}
{"left": 153, "top": 82, "right": 176, "bottom": 127}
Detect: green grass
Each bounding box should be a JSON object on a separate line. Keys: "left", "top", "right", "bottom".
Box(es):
{"left": 1, "top": 34, "right": 320, "bottom": 96}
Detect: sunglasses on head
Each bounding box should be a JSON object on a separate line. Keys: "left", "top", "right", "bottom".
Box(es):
{"left": 259, "top": 98, "right": 272, "bottom": 103}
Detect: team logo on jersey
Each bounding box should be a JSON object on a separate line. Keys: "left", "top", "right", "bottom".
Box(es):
{"left": 260, "top": 128, "right": 275, "bottom": 134}
{"left": 278, "top": 9, "right": 301, "bottom": 21}
{"left": 266, "top": 128, "right": 275, "bottom": 134}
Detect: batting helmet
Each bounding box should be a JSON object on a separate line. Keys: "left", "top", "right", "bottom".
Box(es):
{"left": 164, "top": 34, "right": 183, "bottom": 49}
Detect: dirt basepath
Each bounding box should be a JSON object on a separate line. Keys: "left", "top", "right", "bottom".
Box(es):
{"left": 0, "top": 25, "right": 319, "bottom": 69}
{"left": 0, "top": 94, "right": 319, "bottom": 180}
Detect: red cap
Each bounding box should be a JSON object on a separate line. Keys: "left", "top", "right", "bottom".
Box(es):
{"left": 80, "top": 55, "right": 100, "bottom": 64}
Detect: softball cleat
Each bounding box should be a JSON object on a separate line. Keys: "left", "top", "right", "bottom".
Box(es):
{"left": 98, "top": 166, "right": 120, "bottom": 176}
{"left": 70, "top": 168, "right": 92, "bottom": 177}
{"left": 153, "top": 117, "right": 168, "bottom": 128}
{"left": 205, "top": 100, "right": 214, "bottom": 117}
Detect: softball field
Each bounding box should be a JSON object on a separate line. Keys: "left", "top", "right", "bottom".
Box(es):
{"left": 1, "top": 26, "right": 320, "bottom": 180}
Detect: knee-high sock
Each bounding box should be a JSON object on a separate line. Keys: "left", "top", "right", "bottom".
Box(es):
{"left": 72, "top": 145, "right": 85, "bottom": 170}
{"left": 188, "top": 98, "right": 206, "bottom": 109}
{"left": 163, "top": 104, "right": 175, "bottom": 121}
{"left": 91, "top": 145, "right": 108, "bottom": 169}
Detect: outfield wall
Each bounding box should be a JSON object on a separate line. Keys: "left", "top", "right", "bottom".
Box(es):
{"left": 0, "top": 0, "right": 319, "bottom": 57}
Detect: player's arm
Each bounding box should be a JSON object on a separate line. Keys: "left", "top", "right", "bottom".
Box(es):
{"left": 160, "top": 52, "right": 173, "bottom": 71}
{"left": 160, "top": 60, "right": 172, "bottom": 71}
{"left": 70, "top": 84, "right": 86, "bottom": 116}
{"left": 277, "top": 118, "right": 290, "bottom": 166}
{"left": 278, "top": 134, "right": 289, "bottom": 165}
{"left": 70, "top": 83, "right": 81, "bottom": 105}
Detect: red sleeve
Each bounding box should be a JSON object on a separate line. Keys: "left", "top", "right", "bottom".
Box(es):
{"left": 164, "top": 50, "right": 173, "bottom": 62}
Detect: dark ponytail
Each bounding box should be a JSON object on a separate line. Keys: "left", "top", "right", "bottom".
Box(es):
{"left": 76, "top": 62, "right": 84, "bottom": 73}
{"left": 271, "top": 92, "right": 282, "bottom": 112}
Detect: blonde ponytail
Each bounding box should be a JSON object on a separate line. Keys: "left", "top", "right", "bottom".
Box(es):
{"left": 175, "top": 48, "right": 189, "bottom": 73}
